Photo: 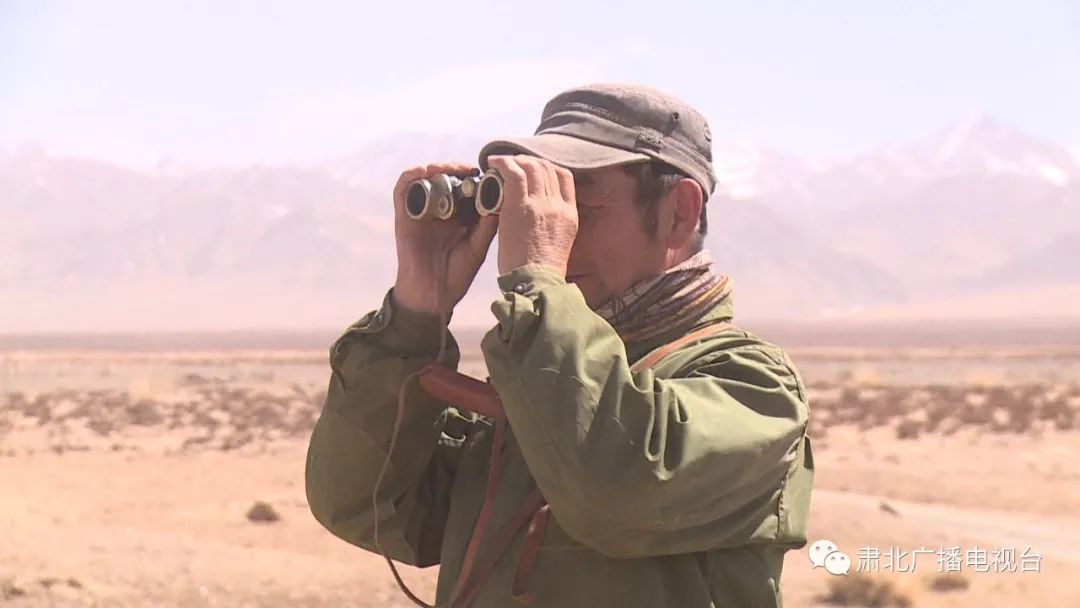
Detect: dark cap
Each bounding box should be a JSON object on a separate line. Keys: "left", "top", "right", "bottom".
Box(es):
{"left": 479, "top": 83, "right": 717, "bottom": 200}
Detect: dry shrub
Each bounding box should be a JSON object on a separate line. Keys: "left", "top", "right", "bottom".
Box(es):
{"left": 126, "top": 398, "right": 164, "bottom": 426}
{"left": 819, "top": 572, "right": 913, "bottom": 607}
{"left": 937, "top": 416, "right": 963, "bottom": 435}
{"left": 923, "top": 397, "right": 953, "bottom": 431}
{"left": 860, "top": 388, "right": 907, "bottom": 429}
{"left": 2, "top": 382, "right": 323, "bottom": 454}
{"left": 763, "top": 375, "right": 1079, "bottom": 438}
{"left": 895, "top": 419, "right": 921, "bottom": 440}
{"left": 927, "top": 571, "right": 970, "bottom": 592}
{"left": 181, "top": 372, "right": 211, "bottom": 385}
{"left": 221, "top": 431, "right": 254, "bottom": 451}
{"left": 28, "top": 394, "right": 51, "bottom": 424}
{"left": 957, "top": 393, "right": 993, "bottom": 426}
{"left": 1, "top": 576, "right": 28, "bottom": 600}
{"left": 1041, "top": 398, "right": 1075, "bottom": 430}
{"left": 986, "top": 387, "right": 1032, "bottom": 432}
{"left": 38, "top": 576, "right": 82, "bottom": 590}
{"left": 3, "top": 392, "right": 28, "bottom": 413}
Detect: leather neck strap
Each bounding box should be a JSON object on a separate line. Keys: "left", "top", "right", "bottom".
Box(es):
{"left": 630, "top": 320, "right": 735, "bottom": 373}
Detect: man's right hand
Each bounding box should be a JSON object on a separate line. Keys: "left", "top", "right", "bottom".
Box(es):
{"left": 391, "top": 163, "right": 499, "bottom": 315}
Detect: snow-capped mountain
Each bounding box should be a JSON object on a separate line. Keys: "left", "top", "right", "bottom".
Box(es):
{"left": 715, "top": 115, "right": 1078, "bottom": 214}
{"left": 2, "top": 116, "right": 1077, "bottom": 332}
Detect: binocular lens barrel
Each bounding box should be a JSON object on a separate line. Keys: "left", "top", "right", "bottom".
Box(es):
{"left": 405, "top": 174, "right": 457, "bottom": 221}
{"left": 406, "top": 170, "right": 503, "bottom": 221}
{"left": 476, "top": 171, "right": 503, "bottom": 216}
{"left": 405, "top": 180, "right": 433, "bottom": 218}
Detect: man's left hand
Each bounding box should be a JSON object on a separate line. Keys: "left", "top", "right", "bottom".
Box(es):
{"left": 487, "top": 155, "right": 578, "bottom": 277}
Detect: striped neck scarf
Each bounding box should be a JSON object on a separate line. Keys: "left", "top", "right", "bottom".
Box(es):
{"left": 595, "top": 250, "right": 732, "bottom": 344}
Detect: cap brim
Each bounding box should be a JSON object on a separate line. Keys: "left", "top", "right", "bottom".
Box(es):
{"left": 478, "top": 133, "right": 650, "bottom": 172}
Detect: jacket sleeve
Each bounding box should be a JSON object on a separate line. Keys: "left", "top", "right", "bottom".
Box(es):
{"left": 305, "top": 290, "right": 472, "bottom": 567}
{"left": 481, "top": 265, "right": 811, "bottom": 558}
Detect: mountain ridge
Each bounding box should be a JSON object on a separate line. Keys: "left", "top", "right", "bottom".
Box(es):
{"left": 2, "top": 117, "right": 1077, "bottom": 332}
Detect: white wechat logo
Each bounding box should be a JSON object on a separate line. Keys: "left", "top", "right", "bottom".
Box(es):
{"left": 808, "top": 539, "right": 851, "bottom": 576}
{"left": 825, "top": 551, "right": 852, "bottom": 576}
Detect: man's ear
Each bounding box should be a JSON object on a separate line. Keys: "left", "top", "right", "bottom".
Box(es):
{"left": 666, "top": 178, "right": 704, "bottom": 250}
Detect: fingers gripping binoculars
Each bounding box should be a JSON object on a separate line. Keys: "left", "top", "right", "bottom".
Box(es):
{"left": 406, "top": 170, "right": 504, "bottom": 221}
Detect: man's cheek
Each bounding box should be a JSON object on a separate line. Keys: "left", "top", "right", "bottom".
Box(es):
{"left": 568, "top": 231, "right": 596, "bottom": 267}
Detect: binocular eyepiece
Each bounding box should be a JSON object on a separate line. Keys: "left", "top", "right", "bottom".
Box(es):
{"left": 406, "top": 170, "right": 504, "bottom": 221}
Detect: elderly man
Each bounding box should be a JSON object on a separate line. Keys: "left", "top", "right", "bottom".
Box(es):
{"left": 306, "top": 84, "right": 814, "bottom": 607}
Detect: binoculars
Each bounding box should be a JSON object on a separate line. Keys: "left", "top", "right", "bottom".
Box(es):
{"left": 406, "top": 170, "right": 504, "bottom": 221}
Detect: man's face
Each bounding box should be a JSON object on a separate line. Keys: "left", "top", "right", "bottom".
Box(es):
{"left": 565, "top": 164, "right": 668, "bottom": 309}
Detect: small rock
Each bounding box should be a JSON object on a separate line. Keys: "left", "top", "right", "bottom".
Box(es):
{"left": 879, "top": 501, "right": 900, "bottom": 516}
{"left": 246, "top": 501, "right": 281, "bottom": 523}
{"left": 39, "top": 577, "right": 61, "bottom": 589}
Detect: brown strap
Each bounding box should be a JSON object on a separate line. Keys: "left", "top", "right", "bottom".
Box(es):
{"left": 418, "top": 364, "right": 504, "bottom": 420}
{"left": 511, "top": 501, "right": 551, "bottom": 604}
{"left": 447, "top": 415, "right": 509, "bottom": 605}
{"left": 630, "top": 321, "right": 734, "bottom": 373}
{"left": 452, "top": 485, "right": 548, "bottom": 607}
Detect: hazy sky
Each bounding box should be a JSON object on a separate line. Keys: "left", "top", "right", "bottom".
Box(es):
{"left": 2, "top": 0, "right": 1079, "bottom": 168}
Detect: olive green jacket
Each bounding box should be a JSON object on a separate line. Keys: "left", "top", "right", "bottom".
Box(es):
{"left": 306, "top": 264, "right": 814, "bottom": 607}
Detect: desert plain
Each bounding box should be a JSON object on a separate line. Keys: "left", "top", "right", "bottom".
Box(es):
{"left": 2, "top": 321, "right": 1079, "bottom": 608}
